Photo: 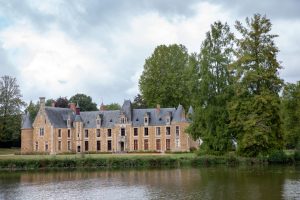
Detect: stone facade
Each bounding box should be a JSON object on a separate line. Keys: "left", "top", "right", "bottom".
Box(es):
{"left": 21, "top": 97, "right": 199, "bottom": 154}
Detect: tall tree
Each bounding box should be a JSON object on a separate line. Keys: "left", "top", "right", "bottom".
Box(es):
{"left": 281, "top": 82, "right": 300, "bottom": 149}
{"left": 0, "top": 76, "right": 26, "bottom": 146}
{"left": 69, "top": 93, "right": 98, "bottom": 111}
{"left": 132, "top": 94, "right": 147, "bottom": 109}
{"left": 139, "top": 44, "right": 191, "bottom": 108}
{"left": 45, "top": 98, "right": 55, "bottom": 106}
{"left": 228, "top": 14, "right": 283, "bottom": 156}
{"left": 187, "top": 21, "right": 234, "bottom": 155}
{"left": 104, "top": 103, "right": 121, "bottom": 110}
{"left": 25, "top": 101, "right": 40, "bottom": 121}
{"left": 55, "top": 97, "right": 69, "bottom": 108}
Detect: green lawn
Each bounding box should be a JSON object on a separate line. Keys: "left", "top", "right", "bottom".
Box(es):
{"left": 0, "top": 148, "right": 196, "bottom": 160}
{"left": 0, "top": 148, "right": 20, "bottom": 155}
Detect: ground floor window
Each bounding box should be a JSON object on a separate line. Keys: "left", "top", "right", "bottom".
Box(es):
{"left": 97, "top": 141, "right": 101, "bottom": 151}
{"left": 107, "top": 140, "right": 112, "bottom": 151}
{"left": 45, "top": 142, "right": 48, "bottom": 151}
{"left": 68, "top": 141, "right": 71, "bottom": 151}
{"left": 144, "top": 139, "right": 149, "bottom": 151}
{"left": 58, "top": 141, "right": 62, "bottom": 151}
{"left": 166, "top": 139, "right": 171, "bottom": 150}
{"left": 175, "top": 138, "right": 180, "bottom": 148}
{"left": 77, "top": 146, "right": 81, "bottom": 152}
{"left": 134, "top": 139, "right": 138, "bottom": 150}
{"left": 35, "top": 141, "right": 38, "bottom": 151}
{"left": 85, "top": 141, "right": 89, "bottom": 151}
{"left": 156, "top": 139, "right": 161, "bottom": 151}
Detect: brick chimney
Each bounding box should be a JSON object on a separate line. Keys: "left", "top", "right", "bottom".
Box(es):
{"left": 39, "top": 97, "right": 45, "bottom": 110}
{"left": 69, "top": 103, "right": 76, "bottom": 113}
{"left": 76, "top": 102, "right": 80, "bottom": 115}
{"left": 100, "top": 102, "right": 105, "bottom": 111}
{"left": 156, "top": 104, "right": 161, "bottom": 114}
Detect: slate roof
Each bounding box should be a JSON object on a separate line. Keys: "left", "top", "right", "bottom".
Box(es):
{"left": 28, "top": 101, "right": 191, "bottom": 128}
{"left": 21, "top": 113, "right": 32, "bottom": 129}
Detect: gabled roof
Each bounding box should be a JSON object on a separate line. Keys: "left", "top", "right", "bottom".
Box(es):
{"left": 45, "top": 107, "right": 74, "bottom": 128}
{"left": 21, "top": 113, "right": 32, "bottom": 129}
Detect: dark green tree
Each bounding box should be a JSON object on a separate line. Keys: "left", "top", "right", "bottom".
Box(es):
{"left": 45, "top": 98, "right": 55, "bottom": 106}
{"left": 281, "top": 82, "right": 300, "bottom": 149}
{"left": 187, "top": 21, "right": 234, "bottom": 155}
{"left": 25, "top": 101, "right": 40, "bottom": 121}
{"left": 0, "top": 76, "right": 26, "bottom": 146}
{"left": 104, "top": 103, "right": 121, "bottom": 110}
{"left": 69, "top": 93, "right": 97, "bottom": 111}
{"left": 228, "top": 14, "right": 283, "bottom": 156}
{"left": 132, "top": 94, "right": 147, "bottom": 109}
{"left": 139, "top": 44, "right": 191, "bottom": 108}
{"left": 55, "top": 97, "right": 69, "bottom": 108}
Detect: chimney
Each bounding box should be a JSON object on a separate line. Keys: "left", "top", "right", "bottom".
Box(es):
{"left": 39, "top": 97, "right": 45, "bottom": 110}
{"left": 156, "top": 104, "right": 161, "bottom": 114}
{"left": 51, "top": 101, "right": 56, "bottom": 107}
{"left": 69, "top": 103, "right": 76, "bottom": 113}
{"left": 76, "top": 102, "right": 80, "bottom": 115}
{"left": 100, "top": 102, "right": 105, "bottom": 111}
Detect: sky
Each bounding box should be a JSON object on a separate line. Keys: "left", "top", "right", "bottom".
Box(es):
{"left": 0, "top": 0, "right": 299, "bottom": 107}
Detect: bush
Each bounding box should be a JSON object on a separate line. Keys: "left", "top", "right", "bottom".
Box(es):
{"left": 268, "top": 150, "right": 293, "bottom": 164}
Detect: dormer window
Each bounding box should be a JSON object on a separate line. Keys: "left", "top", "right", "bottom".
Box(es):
{"left": 144, "top": 118, "right": 148, "bottom": 123}
{"left": 121, "top": 117, "right": 126, "bottom": 124}
{"left": 67, "top": 119, "right": 70, "bottom": 127}
{"left": 96, "top": 119, "right": 100, "bottom": 125}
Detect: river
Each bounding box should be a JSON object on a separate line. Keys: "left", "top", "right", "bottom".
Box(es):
{"left": 0, "top": 166, "right": 299, "bottom": 200}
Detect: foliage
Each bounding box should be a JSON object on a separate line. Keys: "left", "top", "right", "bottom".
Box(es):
{"left": 45, "top": 99, "right": 55, "bottom": 106}
{"left": 104, "top": 103, "right": 121, "bottom": 110}
{"left": 281, "top": 82, "right": 300, "bottom": 148}
{"left": 187, "top": 21, "right": 234, "bottom": 155}
{"left": 69, "top": 93, "right": 98, "bottom": 111}
{"left": 0, "top": 76, "right": 25, "bottom": 146}
{"left": 55, "top": 96, "right": 69, "bottom": 108}
{"left": 25, "top": 101, "right": 40, "bottom": 121}
{"left": 139, "top": 44, "right": 192, "bottom": 108}
{"left": 132, "top": 94, "right": 148, "bottom": 109}
{"left": 228, "top": 14, "right": 283, "bottom": 157}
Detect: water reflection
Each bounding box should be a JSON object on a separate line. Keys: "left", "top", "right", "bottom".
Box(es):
{"left": 0, "top": 166, "right": 299, "bottom": 200}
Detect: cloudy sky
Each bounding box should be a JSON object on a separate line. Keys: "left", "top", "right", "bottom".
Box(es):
{"left": 0, "top": 0, "right": 299, "bottom": 106}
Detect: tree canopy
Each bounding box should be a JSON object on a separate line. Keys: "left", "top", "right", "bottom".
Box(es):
{"left": 69, "top": 93, "right": 98, "bottom": 111}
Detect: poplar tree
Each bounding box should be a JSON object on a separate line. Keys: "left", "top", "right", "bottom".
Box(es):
{"left": 229, "top": 14, "right": 283, "bottom": 156}
{"left": 187, "top": 21, "right": 234, "bottom": 155}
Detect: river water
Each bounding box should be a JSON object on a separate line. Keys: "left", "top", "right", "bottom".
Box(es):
{"left": 0, "top": 166, "right": 299, "bottom": 200}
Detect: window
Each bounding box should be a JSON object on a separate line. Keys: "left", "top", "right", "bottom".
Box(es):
{"left": 107, "top": 140, "right": 112, "bottom": 151}
{"left": 175, "top": 138, "right": 180, "bottom": 148}
{"left": 121, "top": 117, "right": 125, "bottom": 124}
{"left": 166, "top": 139, "right": 171, "bottom": 150}
{"left": 97, "top": 129, "right": 100, "bottom": 137}
{"left": 166, "top": 117, "right": 170, "bottom": 124}
{"left": 121, "top": 128, "right": 126, "bottom": 136}
{"left": 58, "top": 141, "right": 62, "bottom": 151}
{"left": 144, "top": 117, "right": 148, "bottom": 124}
{"left": 85, "top": 141, "right": 89, "bottom": 151}
{"left": 107, "top": 129, "right": 112, "bottom": 137}
{"left": 97, "top": 141, "right": 101, "bottom": 151}
{"left": 68, "top": 141, "right": 71, "bottom": 151}
{"left": 144, "top": 127, "right": 148, "bottom": 136}
{"left": 156, "top": 139, "right": 161, "bottom": 151}
{"left": 67, "top": 119, "right": 70, "bottom": 127}
{"left": 85, "top": 129, "right": 89, "bottom": 138}
{"left": 45, "top": 142, "right": 48, "bottom": 151}
{"left": 176, "top": 126, "right": 180, "bottom": 137}
{"left": 134, "top": 128, "right": 138, "bottom": 136}
{"left": 68, "top": 129, "right": 71, "bottom": 138}
{"left": 35, "top": 141, "right": 38, "bottom": 151}
{"left": 144, "top": 139, "right": 149, "bottom": 150}
{"left": 39, "top": 128, "right": 44, "bottom": 136}
{"left": 58, "top": 129, "right": 62, "bottom": 137}
{"left": 134, "top": 140, "right": 138, "bottom": 150}
{"left": 97, "top": 119, "right": 100, "bottom": 126}
{"left": 156, "top": 127, "right": 161, "bottom": 136}
{"left": 166, "top": 127, "right": 171, "bottom": 136}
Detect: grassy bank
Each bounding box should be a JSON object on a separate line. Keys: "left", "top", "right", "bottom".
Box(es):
{"left": 0, "top": 148, "right": 299, "bottom": 170}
